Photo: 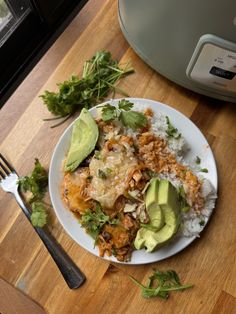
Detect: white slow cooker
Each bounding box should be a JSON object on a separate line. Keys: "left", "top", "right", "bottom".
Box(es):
{"left": 118, "top": 0, "right": 236, "bottom": 102}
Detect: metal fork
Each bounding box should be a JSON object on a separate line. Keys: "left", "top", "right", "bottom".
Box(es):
{"left": 0, "top": 153, "right": 86, "bottom": 289}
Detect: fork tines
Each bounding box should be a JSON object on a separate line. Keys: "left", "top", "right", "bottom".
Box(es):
{"left": 0, "top": 153, "right": 15, "bottom": 179}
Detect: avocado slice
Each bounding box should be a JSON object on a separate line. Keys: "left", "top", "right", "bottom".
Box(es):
{"left": 145, "top": 178, "right": 164, "bottom": 230}
{"left": 134, "top": 180, "right": 180, "bottom": 252}
{"left": 65, "top": 108, "right": 99, "bottom": 172}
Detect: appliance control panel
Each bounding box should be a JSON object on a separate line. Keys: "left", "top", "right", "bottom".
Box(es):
{"left": 186, "top": 35, "right": 236, "bottom": 93}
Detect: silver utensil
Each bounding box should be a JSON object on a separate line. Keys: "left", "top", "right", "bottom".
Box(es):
{"left": 0, "top": 153, "right": 86, "bottom": 289}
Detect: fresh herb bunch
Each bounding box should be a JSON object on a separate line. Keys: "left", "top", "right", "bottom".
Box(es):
{"left": 18, "top": 159, "right": 48, "bottom": 227}
{"left": 99, "top": 99, "right": 148, "bottom": 130}
{"left": 80, "top": 203, "right": 118, "bottom": 242}
{"left": 41, "top": 51, "right": 134, "bottom": 127}
{"left": 130, "top": 269, "right": 193, "bottom": 299}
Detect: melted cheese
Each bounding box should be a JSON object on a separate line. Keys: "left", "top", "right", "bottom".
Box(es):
{"left": 61, "top": 168, "right": 91, "bottom": 213}
{"left": 88, "top": 145, "right": 138, "bottom": 209}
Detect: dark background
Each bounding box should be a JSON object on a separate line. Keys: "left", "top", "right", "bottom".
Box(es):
{"left": 0, "top": 0, "right": 88, "bottom": 107}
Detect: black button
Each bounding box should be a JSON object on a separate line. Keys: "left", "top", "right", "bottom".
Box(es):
{"left": 210, "top": 66, "right": 235, "bottom": 80}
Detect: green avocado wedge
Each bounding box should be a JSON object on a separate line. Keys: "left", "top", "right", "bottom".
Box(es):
{"left": 65, "top": 108, "right": 99, "bottom": 172}
{"left": 145, "top": 179, "right": 164, "bottom": 230}
{"left": 134, "top": 180, "right": 180, "bottom": 252}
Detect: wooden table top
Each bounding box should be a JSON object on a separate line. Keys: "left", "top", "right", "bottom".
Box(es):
{"left": 1, "top": 0, "right": 236, "bottom": 313}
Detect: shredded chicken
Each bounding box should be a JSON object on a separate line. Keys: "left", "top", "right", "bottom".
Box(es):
{"left": 98, "top": 214, "right": 139, "bottom": 262}
{"left": 137, "top": 132, "right": 204, "bottom": 210}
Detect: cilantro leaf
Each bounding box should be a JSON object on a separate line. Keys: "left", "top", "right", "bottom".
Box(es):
{"left": 195, "top": 156, "right": 201, "bottom": 164}
{"left": 118, "top": 99, "right": 133, "bottom": 111}
{"left": 199, "top": 220, "right": 205, "bottom": 226}
{"left": 130, "top": 269, "right": 193, "bottom": 299}
{"left": 119, "top": 111, "right": 148, "bottom": 130}
{"left": 99, "top": 99, "right": 148, "bottom": 130}
{"left": 31, "top": 202, "right": 48, "bottom": 227}
{"left": 100, "top": 104, "right": 117, "bottom": 121}
{"left": 166, "top": 116, "right": 181, "bottom": 139}
{"left": 18, "top": 159, "right": 48, "bottom": 203}
{"left": 200, "top": 168, "right": 208, "bottom": 173}
{"left": 41, "top": 76, "right": 83, "bottom": 117}
{"left": 80, "top": 204, "right": 117, "bottom": 241}
{"left": 18, "top": 159, "right": 49, "bottom": 227}
{"left": 98, "top": 169, "right": 107, "bottom": 179}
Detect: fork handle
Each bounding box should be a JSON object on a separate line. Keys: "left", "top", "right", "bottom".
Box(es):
{"left": 35, "top": 227, "right": 86, "bottom": 289}
{"left": 14, "top": 192, "right": 86, "bottom": 289}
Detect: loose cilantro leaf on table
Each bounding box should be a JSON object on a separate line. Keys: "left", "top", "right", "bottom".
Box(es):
{"left": 18, "top": 159, "right": 48, "bottom": 203}
{"left": 130, "top": 269, "right": 193, "bottom": 299}
{"left": 31, "top": 202, "right": 48, "bottom": 227}
{"left": 18, "top": 159, "right": 49, "bottom": 227}
{"left": 100, "top": 99, "right": 148, "bottom": 130}
{"left": 41, "top": 51, "right": 134, "bottom": 127}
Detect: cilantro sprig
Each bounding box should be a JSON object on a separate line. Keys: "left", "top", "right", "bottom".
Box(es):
{"left": 99, "top": 99, "right": 148, "bottom": 130}
{"left": 18, "top": 159, "right": 48, "bottom": 202}
{"left": 166, "top": 116, "right": 181, "bottom": 139}
{"left": 130, "top": 269, "right": 193, "bottom": 299}
{"left": 41, "top": 51, "right": 134, "bottom": 127}
{"left": 18, "top": 159, "right": 49, "bottom": 227}
{"left": 80, "top": 203, "right": 118, "bottom": 242}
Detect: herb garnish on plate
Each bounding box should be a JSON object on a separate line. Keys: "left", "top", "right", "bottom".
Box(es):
{"left": 165, "top": 116, "right": 181, "bottom": 139}
{"left": 99, "top": 99, "right": 148, "bottom": 130}
{"left": 80, "top": 203, "right": 118, "bottom": 243}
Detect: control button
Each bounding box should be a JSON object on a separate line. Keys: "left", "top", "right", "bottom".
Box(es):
{"left": 210, "top": 66, "right": 235, "bottom": 80}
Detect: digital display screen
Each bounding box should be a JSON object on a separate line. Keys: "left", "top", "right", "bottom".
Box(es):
{"left": 210, "top": 66, "right": 235, "bottom": 80}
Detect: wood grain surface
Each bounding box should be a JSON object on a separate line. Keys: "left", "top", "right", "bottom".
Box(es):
{"left": 0, "top": 278, "right": 45, "bottom": 314}
{"left": 1, "top": 0, "right": 236, "bottom": 313}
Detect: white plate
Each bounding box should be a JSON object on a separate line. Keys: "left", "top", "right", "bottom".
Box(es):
{"left": 49, "top": 98, "right": 217, "bottom": 264}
